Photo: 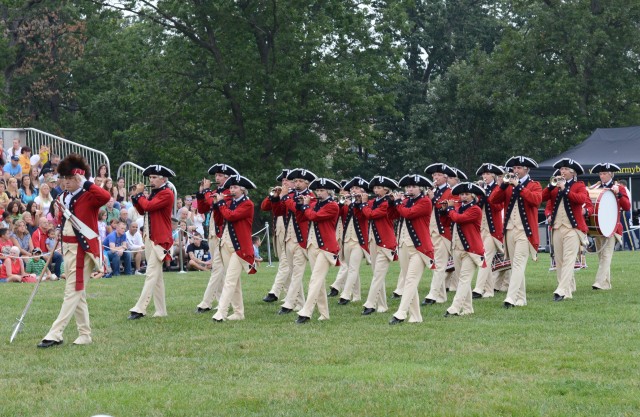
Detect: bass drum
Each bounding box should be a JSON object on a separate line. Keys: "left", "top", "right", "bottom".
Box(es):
{"left": 587, "top": 188, "right": 618, "bottom": 238}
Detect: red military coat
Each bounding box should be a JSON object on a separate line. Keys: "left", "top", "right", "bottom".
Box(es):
{"left": 217, "top": 195, "right": 256, "bottom": 273}
{"left": 542, "top": 180, "right": 591, "bottom": 234}
{"left": 261, "top": 195, "right": 286, "bottom": 218}
{"left": 480, "top": 183, "right": 504, "bottom": 241}
{"left": 600, "top": 180, "right": 631, "bottom": 236}
{"left": 447, "top": 203, "right": 484, "bottom": 256}
{"left": 282, "top": 189, "right": 315, "bottom": 249}
{"left": 133, "top": 183, "right": 175, "bottom": 256}
{"left": 432, "top": 185, "right": 453, "bottom": 240}
{"left": 302, "top": 198, "right": 340, "bottom": 255}
{"left": 340, "top": 201, "right": 369, "bottom": 253}
{"left": 489, "top": 177, "right": 543, "bottom": 250}
{"left": 394, "top": 194, "right": 435, "bottom": 260}
{"left": 197, "top": 187, "right": 232, "bottom": 238}
{"left": 360, "top": 197, "right": 397, "bottom": 251}
{"left": 62, "top": 181, "right": 112, "bottom": 290}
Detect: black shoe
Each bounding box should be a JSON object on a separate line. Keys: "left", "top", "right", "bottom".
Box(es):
{"left": 592, "top": 286, "right": 600, "bottom": 290}
{"left": 262, "top": 293, "right": 278, "bottom": 303}
{"left": 494, "top": 289, "right": 501, "bottom": 293}
{"left": 195, "top": 307, "right": 212, "bottom": 313}
{"left": 296, "top": 316, "right": 311, "bottom": 324}
{"left": 389, "top": 316, "right": 404, "bottom": 325}
{"left": 391, "top": 292, "right": 401, "bottom": 299}
{"left": 444, "top": 311, "right": 459, "bottom": 318}
{"left": 328, "top": 287, "right": 339, "bottom": 297}
{"left": 421, "top": 298, "right": 436, "bottom": 306}
{"left": 553, "top": 293, "right": 565, "bottom": 302}
{"left": 37, "top": 339, "right": 63, "bottom": 348}
{"left": 472, "top": 291, "right": 483, "bottom": 299}
{"left": 446, "top": 287, "right": 450, "bottom": 292}
{"left": 212, "top": 318, "right": 223, "bottom": 322}
{"left": 503, "top": 302, "right": 515, "bottom": 309}
{"left": 128, "top": 312, "right": 145, "bottom": 320}
{"left": 361, "top": 307, "right": 376, "bottom": 316}
{"left": 278, "top": 307, "right": 293, "bottom": 315}
{"left": 338, "top": 298, "right": 350, "bottom": 305}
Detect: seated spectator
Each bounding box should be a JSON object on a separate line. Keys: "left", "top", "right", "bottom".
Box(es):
{"left": 118, "top": 208, "right": 132, "bottom": 231}
{"left": 18, "top": 146, "right": 32, "bottom": 177}
{"left": 103, "top": 197, "right": 120, "bottom": 224}
{"left": 5, "top": 176, "right": 21, "bottom": 202}
{"left": 253, "top": 236, "right": 263, "bottom": 265}
{"left": 22, "top": 211, "right": 37, "bottom": 235}
{"left": 31, "top": 216, "right": 63, "bottom": 278}
{"left": 97, "top": 209, "right": 108, "bottom": 242}
{"left": 170, "top": 219, "right": 188, "bottom": 268}
{"left": 34, "top": 182, "right": 53, "bottom": 217}
{"left": 0, "top": 180, "right": 9, "bottom": 208}
{"left": 19, "top": 174, "right": 38, "bottom": 205}
{"left": 5, "top": 200, "right": 23, "bottom": 224}
{"left": 187, "top": 232, "right": 211, "bottom": 271}
{"left": 0, "top": 212, "right": 11, "bottom": 230}
{"left": 125, "top": 222, "right": 145, "bottom": 275}
{"left": 103, "top": 221, "right": 131, "bottom": 276}
{"left": 10, "top": 219, "right": 33, "bottom": 257}
{"left": 0, "top": 228, "right": 14, "bottom": 252}
{"left": 0, "top": 246, "right": 27, "bottom": 282}
{"left": 26, "top": 247, "right": 56, "bottom": 280}
{"left": 3, "top": 155, "right": 23, "bottom": 182}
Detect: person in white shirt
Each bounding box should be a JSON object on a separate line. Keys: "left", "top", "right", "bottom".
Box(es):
{"left": 126, "top": 222, "right": 145, "bottom": 275}
{"left": 6, "top": 139, "right": 21, "bottom": 159}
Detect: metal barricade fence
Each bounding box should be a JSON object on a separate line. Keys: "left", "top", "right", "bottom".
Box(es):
{"left": 0, "top": 127, "right": 110, "bottom": 178}
{"left": 117, "top": 161, "right": 178, "bottom": 215}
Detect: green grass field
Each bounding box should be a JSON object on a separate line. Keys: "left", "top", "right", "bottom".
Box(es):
{"left": 2, "top": 252, "right": 640, "bottom": 417}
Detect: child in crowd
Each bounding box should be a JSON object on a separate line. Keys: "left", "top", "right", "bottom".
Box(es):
{"left": 26, "top": 248, "right": 56, "bottom": 281}
{"left": 253, "top": 236, "right": 263, "bottom": 265}
{"left": 46, "top": 228, "right": 65, "bottom": 279}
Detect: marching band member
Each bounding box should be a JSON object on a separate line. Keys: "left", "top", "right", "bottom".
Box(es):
{"left": 337, "top": 177, "right": 370, "bottom": 305}
{"left": 471, "top": 163, "right": 505, "bottom": 298}
{"left": 295, "top": 178, "right": 341, "bottom": 323}
{"left": 195, "top": 163, "right": 239, "bottom": 313}
{"left": 328, "top": 180, "right": 349, "bottom": 297}
{"left": 589, "top": 162, "right": 631, "bottom": 290}
{"left": 360, "top": 176, "right": 399, "bottom": 315}
{"left": 389, "top": 174, "right": 434, "bottom": 325}
{"left": 261, "top": 169, "right": 293, "bottom": 303}
{"left": 492, "top": 167, "right": 512, "bottom": 293}
{"left": 211, "top": 175, "right": 257, "bottom": 321}
{"left": 278, "top": 168, "right": 317, "bottom": 315}
{"left": 422, "top": 163, "right": 456, "bottom": 305}
{"left": 128, "top": 164, "right": 176, "bottom": 320}
{"left": 542, "top": 158, "right": 590, "bottom": 301}
{"left": 444, "top": 167, "right": 467, "bottom": 292}
{"left": 38, "top": 154, "right": 111, "bottom": 348}
{"left": 444, "top": 182, "right": 486, "bottom": 317}
{"left": 489, "top": 156, "right": 542, "bottom": 308}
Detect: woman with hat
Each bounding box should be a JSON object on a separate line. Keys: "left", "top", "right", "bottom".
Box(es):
{"left": 389, "top": 174, "right": 434, "bottom": 325}
{"left": 488, "top": 156, "right": 542, "bottom": 308}
{"left": 589, "top": 162, "right": 631, "bottom": 290}
{"left": 541, "top": 158, "right": 591, "bottom": 301}
{"left": 471, "top": 163, "right": 505, "bottom": 299}
{"left": 444, "top": 182, "right": 485, "bottom": 316}
{"left": 295, "top": 178, "right": 341, "bottom": 323}
{"left": 194, "top": 163, "right": 239, "bottom": 313}
{"left": 128, "top": 164, "right": 176, "bottom": 320}
{"left": 360, "top": 175, "right": 399, "bottom": 315}
{"left": 211, "top": 175, "right": 257, "bottom": 322}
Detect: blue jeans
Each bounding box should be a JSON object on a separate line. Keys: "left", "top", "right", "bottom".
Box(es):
{"left": 48, "top": 252, "right": 63, "bottom": 277}
{"left": 108, "top": 251, "right": 132, "bottom": 275}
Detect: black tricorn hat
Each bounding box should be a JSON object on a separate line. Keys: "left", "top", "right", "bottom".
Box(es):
{"left": 208, "top": 163, "right": 239, "bottom": 176}
{"left": 451, "top": 182, "right": 486, "bottom": 196}
{"left": 476, "top": 163, "right": 505, "bottom": 176}
{"left": 286, "top": 168, "right": 317, "bottom": 182}
{"left": 309, "top": 178, "right": 341, "bottom": 191}
{"left": 343, "top": 176, "right": 370, "bottom": 192}
{"left": 276, "top": 169, "right": 291, "bottom": 182}
{"left": 57, "top": 154, "right": 91, "bottom": 177}
{"left": 553, "top": 158, "right": 584, "bottom": 175}
{"left": 369, "top": 175, "right": 399, "bottom": 189}
{"left": 424, "top": 163, "right": 456, "bottom": 177}
{"left": 449, "top": 167, "right": 468, "bottom": 180}
{"left": 142, "top": 164, "right": 176, "bottom": 178}
{"left": 505, "top": 156, "right": 538, "bottom": 168}
{"left": 398, "top": 174, "right": 433, "bottom": 188}
{"left": 590, "top": 162, "right": 621, "bottom": 174}
{"left": 221, "top": 175, "right": 256, "bottom": 190}
{"left": 339, "top": 179, "right": 348, "bottom": 189}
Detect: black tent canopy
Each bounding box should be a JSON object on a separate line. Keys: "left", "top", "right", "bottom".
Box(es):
{"left": 531, "top": 127, "right": 640, "bottom": 180}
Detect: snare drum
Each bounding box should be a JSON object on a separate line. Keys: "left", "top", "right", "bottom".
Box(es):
{"left": 586, "top": 188, "right": 618, "bottom": 237}
{"left": 491, "top": 253, "right": 511, "bottom": 272}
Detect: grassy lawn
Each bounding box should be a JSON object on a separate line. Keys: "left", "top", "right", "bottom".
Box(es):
{"left": 2, "top": 252, "right": 640, "bottom": 417}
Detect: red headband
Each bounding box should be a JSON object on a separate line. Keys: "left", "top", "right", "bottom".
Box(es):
{"left": 71, "top": 168, "right": 85, "bottom": 175}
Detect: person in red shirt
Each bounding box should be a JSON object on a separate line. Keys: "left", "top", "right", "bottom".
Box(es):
{"left": 444, "top": 183, "right": 486, "bottom": 317}
{"left": 128, "top": 165, "right": 176, "bottom": 320}
{"left": 38, "top": 154, "right": 111, "bottom": 348}
{"left": 295, "top": 178, "right": 341, "bottom": 323}
{"left": 211, "top": 175, "right": 257, "bottom": 322}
